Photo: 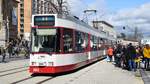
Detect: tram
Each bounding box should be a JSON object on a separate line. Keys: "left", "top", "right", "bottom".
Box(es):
{"left": 29, "top": 14, "right": 115, "bottom": 74}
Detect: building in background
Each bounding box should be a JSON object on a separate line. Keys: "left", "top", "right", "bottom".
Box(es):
{"left": 32, "top": 0, "right": 61, "bottom": 15}
{"left": 0, "top": 0, "right": 5, "bottom": 46}
{"left": 141, "top": 37, "right": 150, "bottom": 45}
{"left": 18, "top": 0, "right": 32, "bottom": 41}
{"left": 18, "top": 0, "right": 60, "bottom": 41}
{"left": 93, "top": 21, "right": 117, "bottom": 41}
{"left": 117, "top": 38, "right": 139, "bottom": 46}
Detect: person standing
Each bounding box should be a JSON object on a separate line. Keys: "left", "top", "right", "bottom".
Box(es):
{"left": 143, "top": 44, "right": 150, "bottom": 70}
{"left": 1, "top": 47, "right": 6, "bottom": 62}
{"left": 114, "top": 44, "right": 122, "bottom": 67}
{"left": 8, "top": 41, "right": 13, "bottom": 58}
{"left": 107, "top": 46, "right": 114, "bottom": 62}
{"left": 126, "top": 43, "right": 137, "bottom": 71}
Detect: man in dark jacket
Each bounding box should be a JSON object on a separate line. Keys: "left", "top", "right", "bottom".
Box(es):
{"left": 114, "top": 44, "right": 122, "bottom": 67}
{"left": 126, "top": 43, "right": 137, "bottom": 71}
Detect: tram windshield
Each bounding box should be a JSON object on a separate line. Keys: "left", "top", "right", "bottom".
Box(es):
{"left": 31, "top": 28, "right": 60, "bottom": 53}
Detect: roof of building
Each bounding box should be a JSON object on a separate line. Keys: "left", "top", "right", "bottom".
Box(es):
{"left": 93, "top": 21, "right": 114, "bottom": 28}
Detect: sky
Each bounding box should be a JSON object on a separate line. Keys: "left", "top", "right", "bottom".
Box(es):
{"left": 66, "top": 0, "right": 150, "bottom": 37}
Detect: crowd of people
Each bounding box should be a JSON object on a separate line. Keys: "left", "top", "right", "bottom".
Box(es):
{"left": 107, "top": 43, "right": 150, "bottom": 71}
{"left": 0, "top": 38, "right": 30, "bottom": 62}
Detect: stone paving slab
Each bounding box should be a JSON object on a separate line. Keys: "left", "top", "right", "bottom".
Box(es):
{"left": 43, "top": 59, "right": 144, "bottom": 84}
{"left": 140, "top": 69, "right": 150, "bottom": 84}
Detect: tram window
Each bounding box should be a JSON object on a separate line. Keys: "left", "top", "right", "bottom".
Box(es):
{"left": 93, "top": 36, "right": 98, "bottom": 50}
{"left": 85, "top": 33, "right": 89, "bottom": 50}
{"left": 90, "top": 36, "right": 94, "bottom": 50}
{"left": 90, "top": 36, "right": 98, "bottom": 51}
{"left": 55, "top": 29, "right": 60, "bottom": 52}
{"left": 32, "top": 29, "right": 38, "bottom": 47}
{"left": 99, "top": 38, "right": 105, "bottom": 50}
{"left": 75, "top": 31, "right": 85, "bottom": 52}
{"left": 31, "top": 28, "right": 60, "bottom": 53}
{"left": 63, "top": 29, "right": 73, "bottom": 53}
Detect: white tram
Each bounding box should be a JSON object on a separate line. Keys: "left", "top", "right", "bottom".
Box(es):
{"left": 29, "top": 14, "right": 115, "bottom": 74}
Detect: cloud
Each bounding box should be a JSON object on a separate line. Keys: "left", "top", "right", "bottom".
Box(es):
{"left": 66, "top": 0, "right": 106, "bottom": 18}
{"left": 65, "top": 0, "right": 150, "bottom": 36}
{"left": 66, "top": 0, "right": 87, "bottom": 17}
{"left": 105, "top": 2, "right": 150, "bottom": 36}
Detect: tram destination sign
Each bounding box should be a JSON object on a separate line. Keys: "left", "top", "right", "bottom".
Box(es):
{"left": 34, "top": 15, "right": 55, "bottom": 26}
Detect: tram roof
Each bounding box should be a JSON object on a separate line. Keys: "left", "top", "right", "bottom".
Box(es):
{"left": 56, "top": 14, "right": 107, "bottom": 38}
{"left": 32, "top": 14, "right": 115, "bottom": 40}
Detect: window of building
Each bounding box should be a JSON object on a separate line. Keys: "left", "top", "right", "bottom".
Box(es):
{"left": 20, "top": 29, "right": 24, "bottom": 33}
{"left": 20, "top": 14, "right": 24, "bottom": 17}
{"left": 20, "top": 24, "right": 24, "bottom": 29}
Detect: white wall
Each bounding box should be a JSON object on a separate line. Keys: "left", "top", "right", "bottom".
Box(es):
{"left": 98, "top": 22, "right": 117, "bottom": 39}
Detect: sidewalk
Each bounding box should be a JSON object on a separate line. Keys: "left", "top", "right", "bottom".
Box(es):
{"left": 53, "top": 59, "right": 144, "bottom": 84}
{"left": 140, "top": 69, "right": 150, "bottom": 84}
{"left": 0, "top": 54, "right": 28, "bottom": 63}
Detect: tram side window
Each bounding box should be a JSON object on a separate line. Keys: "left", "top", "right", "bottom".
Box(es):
{"left": 99, "top": 38, "right": 105, "bottom": 50}
{"left": 93, "top": 36, "right": 98, "bottom": 51}
{"left": 85, "top": 33, "right": 89, "bottom": 50}
{"left": 56, "top": 29, "right": 60, "bottom": 52}
{"left": 75, "top": 31, "right": 85, "bottom": 52}
{"left": 104, "top": 39, "right": 108, "bottom": 49}
{"left": 63, "top": 29, "right": 73, "bottom": 53}
{"left": 91, "top": 36, "right": 98, "bottom": 51}
{"left": 90, "top": 36, "right": 94, "bottom": 51}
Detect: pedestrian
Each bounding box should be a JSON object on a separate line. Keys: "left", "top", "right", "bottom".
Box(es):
{"left": 24, "top": 40, "right": 30, "bottom": 59}
{"left": 8, "top": 41, "right": 13, "bottom": 58}
{"left": 121, "top": 45, "right": 128, "bottom": 69}
{"left": 126, "top": 43, "right": 137, "bottom": 71}
{"left": 114, "top": 44, "right": 122, "bottom": 67}
{"left": 143, "top": 44, "right": 150, "bottom": 70}
{"left": 107, "top": 46, "right": 114, "bottom": 62}
{"left": 1, "top": 47, "right": 6, "bottom": 62}
{"left": 134, "top": 46, "right": 142, "bottom": 69}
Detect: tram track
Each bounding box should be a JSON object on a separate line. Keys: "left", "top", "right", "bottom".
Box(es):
{"left": 10, "top": 76, "right": 55, "bottom": 84}
{"left": 11, "top": 76, "right": 34, "bottom": 84}
{"left": 0, "top": 69, "right": 28, "bottom": 77}
{"left": 0, "top": 66, "right": 28, "bottom": 73}
{"left": 36, "top": 77, "right": 55, "bottom": 84}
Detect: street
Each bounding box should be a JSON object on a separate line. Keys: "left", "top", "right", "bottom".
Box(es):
{"left": 0, "top": 58, "right": 144, "bottom": 84}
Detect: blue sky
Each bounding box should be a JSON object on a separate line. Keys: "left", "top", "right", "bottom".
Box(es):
{"left": 106, "top": 0, "right": 150, "bottom": 11}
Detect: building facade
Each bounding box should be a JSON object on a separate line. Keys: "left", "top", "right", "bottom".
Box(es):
{"left": 18, "top": 0, "right": 59, "bottom": 41}
{"left": 93, "top": 21, "right": 117, "bottom": 41}
{"left": 141, "top": 37, "right": 150, "bottom": 45}
{"left": 0, "top": 0, "right": 19, "bottom": 46}
{"left": 18, "top": 0, "right": 32, "bottom": 41}
{"left": 32, "top": 0, "right": 58, "bottom": 15}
